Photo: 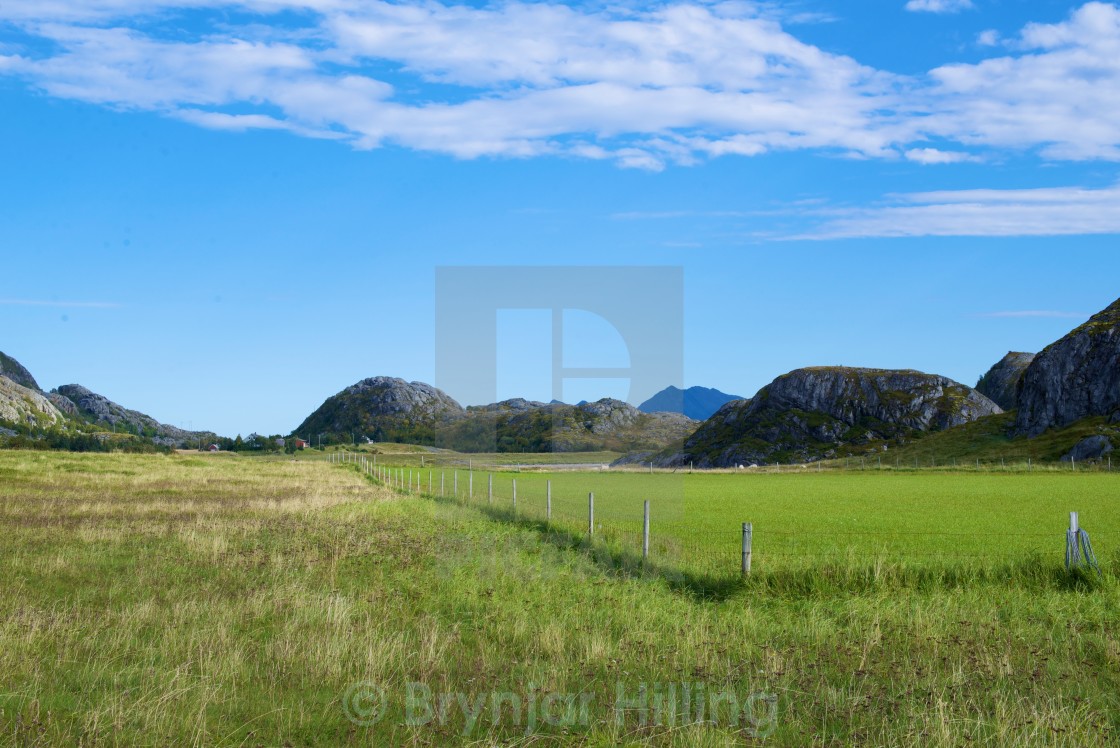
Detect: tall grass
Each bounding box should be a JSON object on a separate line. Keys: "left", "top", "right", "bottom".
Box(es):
{"left": 1, "top": 451, "right": 1118, "bottom": 746}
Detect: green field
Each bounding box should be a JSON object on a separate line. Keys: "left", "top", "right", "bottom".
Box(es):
{"left": 370, "top": 459, "right": 1120, "bottom": 583}
{"left": 2, "top": 450, "right": 1119, "bottom": 746}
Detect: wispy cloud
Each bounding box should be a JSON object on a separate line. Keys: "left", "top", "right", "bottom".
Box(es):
{"left": 793, "top": 180, "right": 1120, "bottom": 239}
{"left": 905, "top": 0, "right": 973, "bottom": 14}
{"left": 0, "top": 298, "right": 122, "bottom": 308}
{"left": 1, "top": 2, "right": 1120, "bottom": 169}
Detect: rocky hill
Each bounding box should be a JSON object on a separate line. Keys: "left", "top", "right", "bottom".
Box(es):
{"left": 295, "top": 377, "right": 467, "bottom": 444}
{"left": 0, "top": 375, "right": 65, "bottom": 429}
{"left": 976, "top": 352, "right": 1035, "bottom": 411}
{"left": 670, "top": 367, "right": 1001, "bottom": 467}
{"left": 53, "top": 384, "right": 208, "bottom": 448}
{"left": 0, "top": 351, "right": 41, "bottom": 392}
{"left": 1015, "top": 297, "right": 1120, "bottom": 436}
{"left": 448, "top": 398, "right": 696, "bottom": 453}
{"left": 295, "top": 378, "right": 696, "bottom": 453}
{"left": 638, "top": 385, "right": 746, "bottom": 421}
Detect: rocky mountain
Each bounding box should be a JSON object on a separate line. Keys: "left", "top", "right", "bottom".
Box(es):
{"left": 296, "top": 377, "right": 695, "bottom": 453}
{"left": 976, "top": 352, "right": 1035, "bottom": 411}
{"left": 0, "top": 375, "right": 65, "bottom": 428}
{"left": 1015, "top": 298, "right": 1120, "bottom": 437}
{"left": 295, "top": 377, "right": 467, "bottom": 444}
{"left": 53, "top": 384, "right": 207, "bottom": 447}
{"left": 670, "top": 367, "right": 1002, "bottom": 467}
{"left": 0, "top": 351, "right": 41, "bottom": 392}
{"left": 448, "top": 398, "right": 696, "bottom": 453}
{"left": 638, "top": 385, "right": 746, "bottom": 421}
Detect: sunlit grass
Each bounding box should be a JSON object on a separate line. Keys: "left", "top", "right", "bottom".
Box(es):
{"left": 1, "top": 451, "right": 1118, "bottom": 746}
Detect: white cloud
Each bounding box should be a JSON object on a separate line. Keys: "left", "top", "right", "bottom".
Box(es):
{"left": 795, "top": 181, "right": 1120, "bottom": 239}
{"left": 1, "top": 1, "right": 1120, "bottom": 170}
{"left": 923, "top": 2, "right": 1120, "bottom": 161}
{"left": 905, "top": 0, "right": 973, "bottom": 13}
{"left": 903, "top": 147, "right": 977, "bottom": 163}
{"left": 976, "top": 29, "right": 1000, "bottom": 46}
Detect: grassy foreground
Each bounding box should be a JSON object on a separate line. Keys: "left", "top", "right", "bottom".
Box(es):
{"left": 1, "top": 451, "right": 1118, "bottom": 746}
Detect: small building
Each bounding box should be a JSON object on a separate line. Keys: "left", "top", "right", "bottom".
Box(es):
{"left": 208, "top": 444, "right": 220, "bottom": 452}
{"left": 294, "top": 438, "right": 310, "bottom": 450}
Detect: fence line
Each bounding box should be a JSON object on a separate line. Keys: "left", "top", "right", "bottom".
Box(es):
{"left": 331, "top": 456, "right": 1112, "bottom": 581}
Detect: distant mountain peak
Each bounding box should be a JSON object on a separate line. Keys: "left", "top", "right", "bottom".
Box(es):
{"left": 638, "top": 385, "right": 745, "bottom": 421}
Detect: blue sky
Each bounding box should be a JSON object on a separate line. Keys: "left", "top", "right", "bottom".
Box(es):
{"left": 1, "top": 0, "right": 1118, "bottom": 437}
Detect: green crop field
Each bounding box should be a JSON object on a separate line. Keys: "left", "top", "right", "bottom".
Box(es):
{"left": 3, "top": 450, "right": 1119, "bottom": 746}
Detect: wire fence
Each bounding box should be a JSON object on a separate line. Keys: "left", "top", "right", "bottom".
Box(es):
{"left": 316, "top": 447, "right": 1116, "bottom": 474}
{"left": 327, "top": 452, "right": 1114, "bottom": 585}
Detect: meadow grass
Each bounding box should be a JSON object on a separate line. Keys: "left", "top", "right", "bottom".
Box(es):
{"left": 379, "top": 464, "right": 1120, "bottom": 582}
{"left": 1, "top": 450, "right": 1118, "bottom": 746}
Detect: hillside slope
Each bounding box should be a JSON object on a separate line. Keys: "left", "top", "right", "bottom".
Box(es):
{"left": 0, "top": 351, "right": 41, "bottom": 392}
{"left": 54, "top": 384, "right": 208, "bottom": 447}
{"left": 976, "top": 352, "right": 1034, "bottom": 411}
{"left": 0, "top": 375, "right": 65, "bottom": 429}
{"left": 1016, "top": 297, "right": 1120, "bottom": 436}
{"left": 295, "top": 377, "right": 467, "bottom": 444}
{"left": 296, "top": 378, "right": 696, "bottom": 453}
{"left": 674, "top": 367, "right": 1001, "bottom": 467}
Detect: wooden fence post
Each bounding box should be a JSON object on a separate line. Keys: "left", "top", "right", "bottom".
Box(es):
{"left": 488, "top": 473, "right": 493, "bottom": 504}
{"left": 588, "top": 492, "right": 595, "bottom": 536}
{"left": 742, "top": 522, "right": 753, "bottom": 577}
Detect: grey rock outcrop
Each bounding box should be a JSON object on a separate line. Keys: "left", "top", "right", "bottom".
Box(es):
{"left": 677, "top": 367, "right": 1001, "bottom": 467}
{"left": 976, "top": 352, "right": 1035, "bottom": 411}
{"left": 1015, "top": 298, "right": 1120, "bottom": 436}
{"left": 0, "top": 376, "right": 64, "bottom": 427}
{"left": 55, "top": 384, "right": 204, "bottom": 447}
{"left": 46, "top": 391, "right": 80, "bottom": 417}
{"left": 0, "top": 351, "right": 41, "bottom": 392}
{"left": 1061, "top": 435, "right": 1114, "bottom": 462}
{"left": 296, "top": 376, "right": 466, "bottom": 440}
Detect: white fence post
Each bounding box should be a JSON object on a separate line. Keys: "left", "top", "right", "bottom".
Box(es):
{"left": 742, "top": 522, "right": 753, "bottom": 577}
{"left": 546, "top": 481, "right": 552, "bottom": 522}
{"left": 588, "top": 492, "right": 594, "bottom": 536}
